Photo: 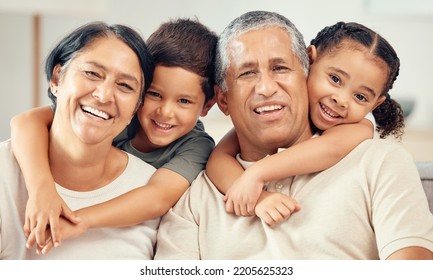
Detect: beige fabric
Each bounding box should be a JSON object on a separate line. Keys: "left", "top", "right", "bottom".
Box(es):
{"left": 155, "top": 139, "right": 433, "bottom": 260}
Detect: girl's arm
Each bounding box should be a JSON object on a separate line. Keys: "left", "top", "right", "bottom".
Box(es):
{"left": 225, "top": 120, "right": 373, "bottom": 219}
{"left": 205, "top": 128, "right": 244, "bottom": 203}
{"left": 10, "top": 106, "right": 78, "bottom": 248}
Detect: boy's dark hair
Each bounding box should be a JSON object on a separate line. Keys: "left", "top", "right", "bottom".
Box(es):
{"left": 311, "top": 21, "right": 404, "bottom": 139}
{"left": 146, "top": 18, "right": 218, "bottom": 103}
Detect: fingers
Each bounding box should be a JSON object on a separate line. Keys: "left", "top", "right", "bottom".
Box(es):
{"left": 26, "top": 230, "right": 37, "bottom": 249}
{"left": 61, "top": 203, "right": 81, "bottom": 224}
{"left": 48, "top": 213, "right": 61, "bottom": 248}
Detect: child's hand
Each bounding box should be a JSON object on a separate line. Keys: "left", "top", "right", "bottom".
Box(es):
{"left": 254, "top": 191, "right": 301, "bottom": 227}
{"left": 24, "top": 185, "right": 80, "bottom": 249}
{"left": 27, "top": 215, "right": 88, "bottom": 255}
{"left": 224, "top": 170, "right": 265, "bottom": 216}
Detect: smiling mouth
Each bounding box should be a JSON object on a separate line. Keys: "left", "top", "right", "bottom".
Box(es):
{"left": 254, "top": 105, "right": 283, "bottom": 114}
{"left": 81, "top": 105, "right": 111, "bottom": 120}
{"left": 154, "top": 120, "right": 174, "bottom": 130}
{"left": 320, "top": 103, "right": 340, "bottom": 118}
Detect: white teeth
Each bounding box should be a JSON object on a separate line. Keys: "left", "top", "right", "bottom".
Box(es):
{"left": 81, "top": 105, "right": 110, "bottom": 120}
{"left": 320, "top": 103, "right": 340, "bottom": 118}
{"left": 255, "top": 105, "right": 282, "bottom": 114}
{"left": 154, "top": 120, "right": 173, "bottom": 129}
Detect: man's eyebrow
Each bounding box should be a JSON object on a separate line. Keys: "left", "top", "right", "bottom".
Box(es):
{"left": 86, "top": 61, "right": 140, "bottom": 83}
{"left": 329, "top": 66, "right": 377, "bottom": 97}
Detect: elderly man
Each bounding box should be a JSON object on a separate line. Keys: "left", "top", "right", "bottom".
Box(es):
{"left": 154, "top": 11, "right": 433, "bottom": 259}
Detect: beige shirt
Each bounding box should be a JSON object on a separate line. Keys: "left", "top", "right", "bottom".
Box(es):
{"left": 155, "top": 139, "right": 433, "bottom": 259}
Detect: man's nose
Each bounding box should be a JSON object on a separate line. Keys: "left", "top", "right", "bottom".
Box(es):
{"left": 255, "top": 72, "right": 278, "bottom": 97}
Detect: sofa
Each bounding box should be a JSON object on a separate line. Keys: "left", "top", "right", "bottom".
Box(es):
{"left": 417, "top": 161, "right": 433, "bottom": 213}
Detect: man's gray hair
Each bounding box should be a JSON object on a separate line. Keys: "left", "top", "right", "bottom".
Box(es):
{"left": 215, "top": 10, "right": 309, "bottom": 92}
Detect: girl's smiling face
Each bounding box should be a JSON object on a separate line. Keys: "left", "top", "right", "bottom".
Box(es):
{"left": 307, "top": 42, "right": 387, "bottom": 131}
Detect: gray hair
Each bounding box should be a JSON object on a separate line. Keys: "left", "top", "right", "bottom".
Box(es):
{"left": 215, "top": 11, "right": 309, "bottom": 92}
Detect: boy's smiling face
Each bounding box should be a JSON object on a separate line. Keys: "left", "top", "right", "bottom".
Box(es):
{"left": 132, "top": 65, "right": 213, "bottom": 152}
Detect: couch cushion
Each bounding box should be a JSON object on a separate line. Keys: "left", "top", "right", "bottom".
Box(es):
{"left": 416, "top": 161, "right": 433, "bottom": 214}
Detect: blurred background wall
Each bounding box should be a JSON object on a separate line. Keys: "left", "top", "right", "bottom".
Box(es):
{"left": 1, "top": 0, "right": 432, "bottom": 159}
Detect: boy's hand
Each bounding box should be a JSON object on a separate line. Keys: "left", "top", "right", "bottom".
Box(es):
{"left": 254, "top": 191, "right": 301, "bottom": 227}
{"left": 24, "top": 185, "right": 80, "bottom": 249}
{"left": 28, "top": 215, "right": 88, "bottom": 255}
{"left": 224, "top": 169, "right": 264, "bottom": 216}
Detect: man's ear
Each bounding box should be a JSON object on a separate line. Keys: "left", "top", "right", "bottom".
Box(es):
{"left": 307, "top": 45, "right": 317, "bottom": 65}
{"left": 200, "top": 95, "right": 217, "bottom": 117}
{"left": 215, "top": 85, "right": 230, "bottom": 116}
{"left": 50, "top": 64, "right": 62, "bottom": 95}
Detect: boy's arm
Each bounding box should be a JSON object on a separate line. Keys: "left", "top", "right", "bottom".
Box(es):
{"left": 10, "top": 106, "right": 78, "bottom": 248}
{"left": 74, "top": 167, "right": 190, "bottom": 229}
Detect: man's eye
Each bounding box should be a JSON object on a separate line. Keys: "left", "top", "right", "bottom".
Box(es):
{"left": 239, "top": 70, "right": 255, "bottom": 77}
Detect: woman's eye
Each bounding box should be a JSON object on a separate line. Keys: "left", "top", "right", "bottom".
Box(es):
{"left": 273, "top": 65, "right": 288, "bottom": 72}
{"left": 84, "top": 71, "right": 100, "bottom": 78}
{"left": 118, "top": 82, "right": 134, "bottom": 92}
{"left": 239, "top": 70, "right": 255, "bottom": 78}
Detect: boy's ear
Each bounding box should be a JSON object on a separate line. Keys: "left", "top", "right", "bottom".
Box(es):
{"left": 215, "top": 85, "right": 230, "bottom": 116}
{"left": 200, "top": 95, "right": 217, "bottom": 117}
{"left": 307, "top": 45, "right": 317, "bottom": 64}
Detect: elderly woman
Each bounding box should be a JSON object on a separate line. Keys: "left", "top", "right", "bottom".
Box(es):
{"left": 0, "top": 21, "right": 157, "bottom": 259}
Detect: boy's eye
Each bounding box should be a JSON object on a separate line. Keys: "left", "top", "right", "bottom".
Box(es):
{"left": 330, "top": 74, "right": 340, "bottom": 85}
{"left": 179, "top": 98, "right": 191, "bottom": 104}
{"left": 146, "top": 91, "right": 161, "bottom": 98}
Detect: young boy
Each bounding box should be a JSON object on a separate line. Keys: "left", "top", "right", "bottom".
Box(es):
{"left": 10, "top": 18, "right": 218, "bottom": 253}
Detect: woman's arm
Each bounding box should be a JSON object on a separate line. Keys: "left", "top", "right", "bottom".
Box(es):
{"left": 10, "top": 106, "right": 78, "bottom": 248}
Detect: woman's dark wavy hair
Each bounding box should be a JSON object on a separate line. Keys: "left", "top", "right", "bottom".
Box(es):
{"left": 311, "top": 22, "right": 404, "bottom": 139}
{"left": 45, "top": 21, "right": 154, "bottom": 111}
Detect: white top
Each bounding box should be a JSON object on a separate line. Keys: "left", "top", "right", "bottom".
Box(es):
{"left": 0, "top": 139, "right": 158, "bottom": 260}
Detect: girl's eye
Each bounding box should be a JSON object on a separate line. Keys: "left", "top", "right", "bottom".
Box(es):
{"left": 355, "top": 94, "right": 368, "bottom": 102}
{"left": 330, "top": 74, "right": 340, "bottom": 85}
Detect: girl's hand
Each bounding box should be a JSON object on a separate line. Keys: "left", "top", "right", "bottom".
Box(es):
{"left": 224, "top": 169, "right": 264, "bottom": 216}
{"left": 254, "top": 191, "right": 301, "bottom": 227}
{"left": 24, "top": 185, "right": 80, "bottom": 249}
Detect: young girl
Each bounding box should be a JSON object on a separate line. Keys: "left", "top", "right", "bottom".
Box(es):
{"left": 11, "top": 18, "right": 218, "bottom": 253}
{"left": 206, "top": 21, "right": 404, "bottom": 225}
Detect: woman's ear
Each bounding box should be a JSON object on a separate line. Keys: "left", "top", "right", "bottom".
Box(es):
{"left": 215, "top": 85, "right": 230, "bottom": 116}
{"left": 50, "top": 64, "right": 62, "bottom": 95}
{"left": 307, "top": 45, "right": 317, "bottom": 65}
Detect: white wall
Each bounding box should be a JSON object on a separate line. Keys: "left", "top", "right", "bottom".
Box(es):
{"left": 1, "top": 0, "right": 433, "bottom": 141}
